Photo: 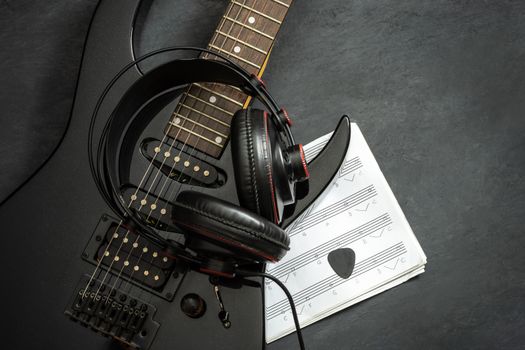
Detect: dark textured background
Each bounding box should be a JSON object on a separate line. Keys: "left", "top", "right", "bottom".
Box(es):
{"left": 1, "top": 0, "right": 525, "bottom": 349}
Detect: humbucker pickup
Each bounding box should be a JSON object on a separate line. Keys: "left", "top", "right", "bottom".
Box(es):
{"left": 65, "top": 276, "right": 160, "bottom": 349}
{"left": 82, "top": 215, "right": 185, "bottom": 301}
{"left": 96, "top": 225, "right": 175, "bottom": 289}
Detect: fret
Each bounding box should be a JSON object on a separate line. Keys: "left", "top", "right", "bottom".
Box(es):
{"left": 172, "top": 113, "right": 228, "bottom": 138}
{"left": 231, "top": 1, "right": 282, "bottom": 24}
{"left": 178, "top": 102, "right": 231, "bottom": 127}
{"left": 168, "top": 121, "right": 224, "bottom": 148}
{"left": 165, "top": 0, "right": 294, "bottom": 158}
{"left": 185, "top": 92, "right": 234, "bottom": 117}
{"left": 209, "top": 44, "right": 261, "bottom": 69}
{"left": 272, "top": 0, "right": 290, "bottom": 8}
{"left": 222, "top": 15, "right": 275, "bottom": 40}
{"left": 193, "top": 83, "right": 245, "bottom": 107}
{"left": 215, "top": 30, "right": 268, "bottom": 55}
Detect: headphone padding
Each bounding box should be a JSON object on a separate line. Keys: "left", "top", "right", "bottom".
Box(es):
{"left": 231, "top": 108, "right": 278, "bottom": 223}
{"left": 172, "top": 191, "right": 289, "bottom": 262}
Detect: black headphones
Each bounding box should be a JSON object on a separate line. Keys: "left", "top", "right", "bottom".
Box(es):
{"left": 94, "top": 47, "right": 308, "bottom": 270}
{"left": 90, "top": 47, "right": 309, "bottom": 349}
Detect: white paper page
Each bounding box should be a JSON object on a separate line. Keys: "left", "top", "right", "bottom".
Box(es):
{"left": 264, "top": 123, "right": 427, "bottom": 343}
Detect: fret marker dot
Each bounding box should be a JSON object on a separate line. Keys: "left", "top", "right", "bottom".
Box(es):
{"left": 133, "top": 242, "right": 139, "bottom": 248}
{"left": 104, "top": 251, "right": 110, "bottom": 257}
{"left": 144, "top": 270, "right": 149, "bottom": 276}
{"left": 143, "top": 247, "right": 148, "bottom": 253}
{"left": 174, "top": 117, "right": 181, "bottom": 124}
{"left": 203, "top": 170, "right": 210, "bottom": 177}
{"left": 184, "top": 161, "right": 190, "bottom": 167}
{"left": 248, "top": 16, "right": 255, "bottom": 24}
{"left": 123, "top": 237, "right": 129, "bottom": 244}
{"left": 209, "top": 95, "right": 217, "bottom": 103}
{"left": 134, "top": 266, "right": 139, "bottom": 271}
{"left": 140, "top": 199, "right": 147, "bottom": 206}
{"left": 193, "top": 165, "right": 200, "bottom": 172}
{"left": 215, "top": 136, "right": 223, "bottom": 144}
{"left": 233, "top": 46, "right": 241, "bottom": 53}
{"left": 164, "top": 151, "right": 171, "bottom": 158}
{"left": 131, "top": 194, "right": 137, "bottom": 201}
{"left": 154, "top": 147, "right": 161, "bottom": 153}
{"left": 124, "top": 261, "right": 129, "bottom": 266}
{"left": 113, "top": 233, "right": 119, "bottom": 239}
{"left": 160, "top": 208, "right": 167, "bottom": 215}
{"left": 174, "top": 156, "right": 180, "bottom": 162}
{"left": 150, "top": 203, "right": 157, "bottom": 210}
{"left": 114, "top": 256, "right": 120, "bottom": 262}
{"left": 154, "top": 275, "right": 160, "bottom": 281}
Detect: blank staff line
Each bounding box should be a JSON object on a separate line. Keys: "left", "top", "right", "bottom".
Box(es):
{"left": 273, "top": 213, "right": 390, "bottom": 274}
{"left": 268, "top": 213, "right": 392, "bottom": 277}
{"left": 223, "top": 15, "right": 275, "bottom": 40}
{"left": 231, "top": 1, "right": 282, "bottom": 24}
{"left": 215, "top": 30, "right": 268, "bottom": 55}
{"left": 288, "top": 185, "right": 377, "bottom": 236}
{"left": 339, "top": 157, "right": 363, "bottom": 177}
{"left": 303, "top": 141, "right": 329, "bottom": 160}
{"left": 194, "top": 83, "right": 244, "bottom": 107}
{"left": 266, "top": 246, "right": 405, "bottom": 318}
{"left": 171, "top": 113, "right": 228, "bottom": 138}
{"left": 209, "top": 44, "right": 261, "bottom": 69}
{"left": 177, "top": 102, "right": 231, "bottom": 127}
{"left": 266, "top": 243, "right": 407, "bottom": 317}
{"left": 266, "top": 243, "right": 407, "bottom": 318}
{"left": 184, "top": 92, "right": 234, "bottom": 118}
{"left": 168, "top": 121, "right": 223, "bottom": 147}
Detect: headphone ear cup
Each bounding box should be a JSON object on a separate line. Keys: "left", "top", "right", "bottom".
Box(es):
{"left": 172, "top": 191, "right": 290, "bottom": 262}
{"left": 231, "top": 108, "right": 280, "bottom": 223}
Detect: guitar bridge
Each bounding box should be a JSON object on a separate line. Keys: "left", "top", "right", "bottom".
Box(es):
{"left": 65, "top": 276, "right": 160, "bottom": 349}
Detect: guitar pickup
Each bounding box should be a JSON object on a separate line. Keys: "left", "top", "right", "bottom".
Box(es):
{"left": 96, "top": 226, "right": 175, "bottom": 289}
{"left": 65, "top": 275, "right": 160, "bottom": 349}
{"left": 82, "top": 215, "right": 185, "bottom": 301}
{"left": 141, "top": 138, "right": 222, "bottom": 186}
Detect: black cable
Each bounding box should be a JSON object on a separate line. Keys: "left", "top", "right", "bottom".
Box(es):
{"left": 236, "top": 270, "right": 306, "bottom": 350}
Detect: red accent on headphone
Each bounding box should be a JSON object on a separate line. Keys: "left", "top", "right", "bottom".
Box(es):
{"left": 298, "top": 144, "right": 310, "bottom": 179}
{"left": 250, "top": 74, "right": 266, "bottom": 88}
{"left": 263, "top": 111, "right": 280, "bottom": 224}
{"left": 279, "top": 108, "right": 293, "bottom": 127}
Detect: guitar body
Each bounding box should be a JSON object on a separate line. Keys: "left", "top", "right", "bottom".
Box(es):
{"left": 2, "top": 0, "right": 350, "bottom": 349}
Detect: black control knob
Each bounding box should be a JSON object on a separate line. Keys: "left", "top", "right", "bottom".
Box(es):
{"left": 286, "top": 144, "right": 309, "bottom": 182}
{"left": 180, "top": 293, "right": 206, "bottom": 318}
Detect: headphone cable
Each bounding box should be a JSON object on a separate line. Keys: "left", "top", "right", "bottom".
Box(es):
{"left": 236, "top": 270, "right": 306, "bottom": 350}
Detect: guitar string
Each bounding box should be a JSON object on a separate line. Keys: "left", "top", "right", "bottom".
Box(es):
{"left": 110, "top": 0, "right": 255, "bottom": 299}
{"left": 112, "top": 0, "right": 250, "bottom": 298}
{"left": 99, "top": 1, "right": 242, "bottom": 298}
{"left": 86, "top": 0, "right": 279, "bottom": 299}
{"left": 92, "top": 0, "right": 279, "bottom": 301}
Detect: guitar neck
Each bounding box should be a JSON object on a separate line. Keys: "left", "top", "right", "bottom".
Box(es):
{"left": 164, "top": 0, "right": 293, "bottom": 158}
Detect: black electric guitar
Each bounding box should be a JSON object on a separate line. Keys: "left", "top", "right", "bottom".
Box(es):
{"left": 1, "top": 0, "right": 350, "bottom": 349}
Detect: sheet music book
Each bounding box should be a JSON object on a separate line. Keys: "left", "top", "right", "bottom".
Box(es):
{"left": 264, "top": 123, "right": 427, "bottom": 343}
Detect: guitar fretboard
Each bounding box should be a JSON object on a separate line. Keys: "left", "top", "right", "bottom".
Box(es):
{"left": 164, "top": 0, "right": 293, "bottom": 158}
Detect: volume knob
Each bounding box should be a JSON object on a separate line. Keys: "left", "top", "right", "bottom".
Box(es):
{"left": 180, "top": 293, "right": 206, "bottom": 318}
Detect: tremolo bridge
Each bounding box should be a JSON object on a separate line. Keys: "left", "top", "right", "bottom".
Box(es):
{"left": 65, "top": 276, "right": 160, "bottom": 349}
